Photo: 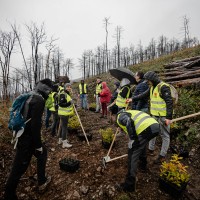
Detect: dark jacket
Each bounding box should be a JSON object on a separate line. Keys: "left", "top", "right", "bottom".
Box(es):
{"left": 132, "top": 80, "right": 173, "bottom": 119}
{"left": 21, "top": 93, "right": 45, "bottom": 149}
{"left": 132, "top": 79, "right": 149, "bottom": 110}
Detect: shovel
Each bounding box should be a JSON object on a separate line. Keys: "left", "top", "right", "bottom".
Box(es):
{"left": 102, "top": 127, "right": 120, "bottom": 167}
{"left": 102, "top": 154, "right": 128, "bottom": 168}
{"left": 73, "top": 104, "right": 90, "bottom": 146}
{"left": 171, "top": 111, "right": 200, "bottom": 123}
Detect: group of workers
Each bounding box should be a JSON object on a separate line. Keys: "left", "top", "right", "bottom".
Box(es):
{"left": 4, "top": 69, "right": 174, "bottom": 199}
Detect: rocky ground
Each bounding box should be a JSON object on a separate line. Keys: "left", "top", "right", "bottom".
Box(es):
{"left": 0, "top": 107, "right": 200, "bottom": 200}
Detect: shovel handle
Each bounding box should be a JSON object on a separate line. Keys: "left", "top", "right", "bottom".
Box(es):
{"left": 106, "top": 127, "right": 119, "bottom": 157}
{"left": 106, "top": 154, "right": 128, "bottom": 163}
{"left": 171, "top": 112, "right": 200, "bottom": 123}
{"left": 73, "top": 104, "right": 90, "bottom": 146}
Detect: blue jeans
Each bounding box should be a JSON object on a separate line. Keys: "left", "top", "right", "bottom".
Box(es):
{"left": 80, "top": 94, "right": 88, "bottom": 109}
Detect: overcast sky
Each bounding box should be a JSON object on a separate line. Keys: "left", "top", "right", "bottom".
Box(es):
{"left": 0, "top": 0, "right": 200, "bottom": 80}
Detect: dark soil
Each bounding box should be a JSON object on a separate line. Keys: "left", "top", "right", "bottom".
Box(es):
{"left": 0, "top": 108, "right": 200, "bottom": 200}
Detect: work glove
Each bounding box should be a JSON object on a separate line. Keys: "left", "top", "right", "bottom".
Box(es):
{"left": 35, "top": 147, "right": 43, "bottom": 157}
{"left": 128, "top": 140, "right": 135, "bottom": 149}
{"left": 165, "top": 119, "right": 172, "bottom": 126}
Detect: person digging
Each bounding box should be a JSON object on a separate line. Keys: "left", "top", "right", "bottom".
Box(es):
{"left": 116, "top": 109, "right": 160, "bottom": 192}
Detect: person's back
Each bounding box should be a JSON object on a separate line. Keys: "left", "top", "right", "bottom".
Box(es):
{"left": 4, "top": 79, "right": 53, "bottom": 200}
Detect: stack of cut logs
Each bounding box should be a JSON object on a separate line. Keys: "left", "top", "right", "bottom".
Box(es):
{"left": 161, "top": 56, "right": 200, "bottom": 87}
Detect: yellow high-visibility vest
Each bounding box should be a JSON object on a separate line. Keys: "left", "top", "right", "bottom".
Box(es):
{"left": 116, "top": 86, "right": 130, "bottom": 108}
{"left": 79, "top": 83, "right": 87, "bottom": 94}
{"left": 150, "top": 82, "right": 168, "bottom": 117}
{"left": 95, "top": 83, "right": 102, "bottom": 94}
{"left": 58, "top": 92, "right": 74, "bottom": 116}
{"left": 117, "top": 110, "right": 158, "bottom": 135}
{"left": 49, "top": 92, "right": 57, "bottom": 112}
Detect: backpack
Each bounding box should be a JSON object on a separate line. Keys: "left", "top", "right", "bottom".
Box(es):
{"left": 158, "top": 82, "right": 178, "bottom": 106}
{"left": 58, "top": 93, "right": 68, "bottom": 107}
{"left": 8, "top": 93, "right": 32, "bottom": 149}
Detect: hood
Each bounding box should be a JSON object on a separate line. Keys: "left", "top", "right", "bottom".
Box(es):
{"left": 34, "top": 79, "right": 53, "bottom": 99}
{"left": 102, "top": 82, "right": 107, "bottom": 89}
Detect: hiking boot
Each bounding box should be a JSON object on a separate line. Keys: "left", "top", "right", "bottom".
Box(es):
{"left": 62, "top": 140, "right": 72, "bottom": 148}
{"left": 58, "top": 138, "right": 62, "bottom": 145}
{"left": 154, "top": 155, "right": 165, "bottom": 164}
{"left": 116, "top": 181, "right": 136, "bottom": 192}
{"left": 147, "top": 149, "right": 155, "bottom": 156}
{"left": 38, "top": 176, "right": 52, "bottom": 194}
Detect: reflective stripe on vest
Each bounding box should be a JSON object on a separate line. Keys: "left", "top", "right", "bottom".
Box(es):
{"left": 49, "top": 92, "right": 56, "bottom": 112}
{"left": 96, "top": 84, "right": 102, "bottom": 94}
{"left": 116, "top": 86, "right": 130, "bottom": 108}
{"left": 117, "top": 110, "right": 158, "bottom": 135}
{"left": 58, "top": 86, "right": 64, "bottom": 94}
{"left": 150, "top": 82, "right": 167, "bottom": 117}
{"left": 58, "top": 92, "right": 74, "bottom": 116}
{"left": 79, "top": 83, "right": 87, "bottom": 94}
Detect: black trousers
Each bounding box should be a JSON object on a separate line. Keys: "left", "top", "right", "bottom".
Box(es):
{"left": 125, "top": 124, "right": 159, "bottom": 184}
{"left": 4, "top": 136, "right": 47, "bottom": 200}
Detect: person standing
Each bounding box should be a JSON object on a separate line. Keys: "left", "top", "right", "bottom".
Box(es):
{"left": 116, "top": 78, "right": 131, "bottom": 111}
{"left": 4, "top": 79, "right": 53, "bottom": 200}
{"left": 58, "top": 83, "right": 74, "bottom": 148}
{"left": 116, "top": 110, "right": 159, "bottom": 192}
{"left": 127, "top": 71, "right": 173, "bottom": 163}
{"left": 49, "top": 84, "right": 59, "bottom": 137}
{"left": 128, "top": 71, "right": 149, "bottom": 113}
{"left": 107, "top": 81, "right": 120, "bottom": 123}
{"left": 99, "top": 82, "right": 111, "bottom": 118}
{"left": 78, "top": 79, "right": 88, "bottom": 110}
{"left": 94, "top": 77, "right": 102, "bottom": 113}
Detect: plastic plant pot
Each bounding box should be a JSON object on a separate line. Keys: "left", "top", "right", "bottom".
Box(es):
{"left": 59, "top": 158, "right": 80, "bottom": 173}
{"left": 102, "top": 140, "right": 115, "bottom": 149}
{"left": 77, "top": 133, "right": 92, "bottom": 141}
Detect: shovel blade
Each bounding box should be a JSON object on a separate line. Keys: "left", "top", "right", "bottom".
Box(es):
{"left": 102, "top": 155, "right": 111, "bottom": 168}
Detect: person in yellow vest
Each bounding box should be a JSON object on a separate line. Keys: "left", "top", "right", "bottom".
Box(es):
{"left": 49, "top": 84, "right": 59, "bottom": 137}
{"left": 116, "top": 78, "right": 131, "bottom": 112}
{"left": 57, "top": 83, "right": 74, "bottom": 148}
{"left": 116, "top": 110, "right": 159, "bottom": 192}
{"left": 78, "top": 79, "right": 88, "bottom": 110}
{"left": 94, "top": 77, "right": 102, "bottom": 113}
{"left": 58, "top": 82, "right": 64, "bottom": 94}
{"left": 127, "top": 71, "right": 173, "bottom": 164}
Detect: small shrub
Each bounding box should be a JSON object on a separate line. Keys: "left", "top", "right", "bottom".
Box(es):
{"left": 68, "top": 115, "right": 80, "bottom": 129}
{"left": 99, "top": 127, "right": 114, "bottom": 143}
{"left": 160, "top": 154, "right": 190, "bottom": 188}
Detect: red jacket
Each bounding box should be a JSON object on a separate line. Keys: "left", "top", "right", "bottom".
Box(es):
{"left": 99, "top": 82, "right": 111, "bottom": 103}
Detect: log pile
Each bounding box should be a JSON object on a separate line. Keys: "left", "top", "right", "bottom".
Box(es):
{"left": 161, "top": 56, "right": 200, "bottom": 87}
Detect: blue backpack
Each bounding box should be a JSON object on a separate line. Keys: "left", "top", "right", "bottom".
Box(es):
{"left": 8, "top": 93, "right": 31, "bottom": 132}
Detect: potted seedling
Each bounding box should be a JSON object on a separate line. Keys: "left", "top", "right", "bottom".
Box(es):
{"left": 89, "top": 102, "right": 96, "bottom": 112}
{"left": 99, "top": 127, "right": 115, "bottom": 149}
{"left": 68, "top": 115, "right": 80, "bottom": 134}
{"left": 59, "top": 157, "right": 80, "bottom": 173}
{"left": 159, "top": 154, "right": 190, "bottom": 198}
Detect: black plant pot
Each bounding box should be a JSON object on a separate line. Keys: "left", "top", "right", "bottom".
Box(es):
{"left": 89, "top": 107, "right": 96, "bottom": 112}
{"left": 102, "top": 140, "right": 115, "bottom": 149}
{"left": 59, "top": 158, "right": 80, "bottom": 173}
{"left": 170, "top": 145, "right": 189, "bottom": 158}
{"left": 159, "top": 177, "right": 188, "bottom": 198}
{"left": 77, "top": 133, "right": 92, "bottom": 141}
{"left": 68, "top": 128, "right": 79, "bottom": 134}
